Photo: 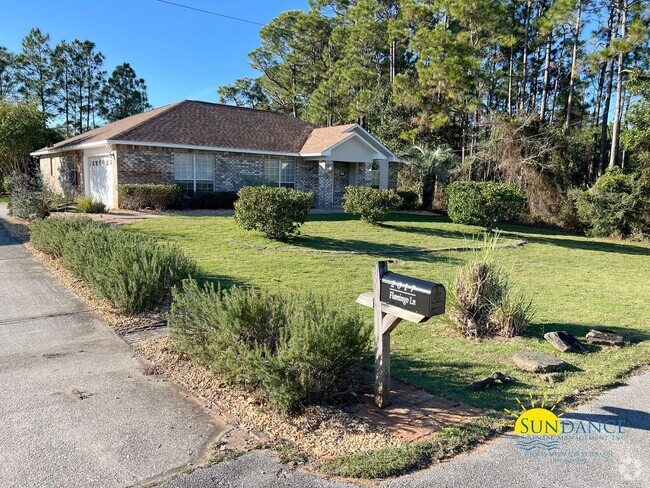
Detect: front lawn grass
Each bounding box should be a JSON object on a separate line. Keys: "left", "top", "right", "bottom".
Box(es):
{"left": 127, "top": 213, "right": 650, "bottom": 410}
{"left": 126, "top": 213, "right": 650, "bottom": 474}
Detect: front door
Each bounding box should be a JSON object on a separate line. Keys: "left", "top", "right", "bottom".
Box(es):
{"left": 87, "top": 155, "right": 114, "bottom": 208}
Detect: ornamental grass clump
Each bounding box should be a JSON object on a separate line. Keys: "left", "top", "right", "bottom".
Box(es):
{"left": 168, "top": 279, "right": 371, "bottom": 412}
{"left": 75, "top": 196, "right": 106, "bottom": 214}
{"left": 450, "top": 234, "right": 534, "bottom": 338}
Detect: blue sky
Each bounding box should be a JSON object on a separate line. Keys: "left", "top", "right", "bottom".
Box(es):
{"left": 0, "top": 0, "right": 308, "bottom": 107}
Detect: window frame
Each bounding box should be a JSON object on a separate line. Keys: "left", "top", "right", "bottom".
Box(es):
{"left": 369, "top": 161, "right": 380, "bottom": 189}
{"left": 264, "top": 160, "right": 296, "bottom": 189}
{"left": 174, "top": 153, "right": 214, "bottom": 194}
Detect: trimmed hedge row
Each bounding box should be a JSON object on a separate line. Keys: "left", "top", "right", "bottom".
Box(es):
{"left": 185, "top": 191, "right": 238, "bottom": 210}
{"left": 31, "top": 217, "right": 196, "bottom": 312}
{"left": 169, "top": 279, "right": 371, "bottom": 412}
{"left": 118, "top": 184, "right": 183, "bottom": 211}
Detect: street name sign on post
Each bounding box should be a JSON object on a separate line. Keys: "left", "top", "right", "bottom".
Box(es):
{"left": 356, "top": 261, "right": 446, "bottom": 408}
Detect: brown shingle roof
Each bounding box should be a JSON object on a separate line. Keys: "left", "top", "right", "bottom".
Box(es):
{"left": 37, "top": 100, "right": 317, "bottom": 154}
{"left": 41, "top": 102, "right": 182, "bottom": 151}
{"left": 299, "top": 124, "right": 356, "bottom": 154}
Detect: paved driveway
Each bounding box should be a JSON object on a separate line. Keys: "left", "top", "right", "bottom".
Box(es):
{"left": 0, "top": 217, "right": 225, "bottom": 487}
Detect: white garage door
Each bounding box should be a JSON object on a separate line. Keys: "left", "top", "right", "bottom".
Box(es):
{"left": 88, "top": 156, "right": 114, "bottom": 208}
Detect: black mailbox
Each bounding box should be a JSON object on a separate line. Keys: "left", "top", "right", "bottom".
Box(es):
{"left": 380, "top": 272, "right": 445, "bottom": 318}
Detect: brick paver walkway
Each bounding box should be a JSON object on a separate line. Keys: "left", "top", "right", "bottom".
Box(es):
{"left": 346, "top": 375, "right": 482, "bottom": 442}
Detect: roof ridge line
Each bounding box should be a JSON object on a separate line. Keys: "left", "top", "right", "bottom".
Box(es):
{"left": 109, "top": 101, "right": 186, "bottom": 141}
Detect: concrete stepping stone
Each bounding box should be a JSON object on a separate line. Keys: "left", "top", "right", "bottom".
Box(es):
{"left": 585, "top": 329, "right": 624, "bottom": 347}
{"left": 513, "top": 351, "right": 568, "bottom": 373}
{"left": 544, "top": 331, "right": 586, "bottom": 353}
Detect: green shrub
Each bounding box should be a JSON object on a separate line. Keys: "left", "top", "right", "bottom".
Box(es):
{"left": 185, "top": 191, "right": 238, "bottom": 209}
{"left": 31, "top": 216, "right": 196, "bottom": 312}
{"left": 2, "top": 175, "right": 11, "bottom": 194}
{"left": 397, "top": 190, "right": 420, "bottom": 210}
{"left": 342, "top": 186, "right": 403, "bottom": 224}
{"left": 75, "top": 196, "right": 106, "bottom": 214}
{"left": 62, "top": 227, "right": 196, "bottom": 312}
{"left": 573, "top": 168, "right": 648, "bottom": 238}
{"left": 7, "top": 172, "right": 58, "bottom": 220}
{"left": 169, "top": 280, "right": 371, "bottom": 412}
{"left": 118, "top": 183, "right": 183, "bottom": 211}
{"left": 234, "top": 186, "right": 313, "bottom": 240}
{"left": 31, "top": 217, "right": 106, "bottom": 258}
{"left": 450, "top": 235, "right": 533, "bottom": 338}
{"left": 446, "top": 182, "right": 526, "bottom": 230}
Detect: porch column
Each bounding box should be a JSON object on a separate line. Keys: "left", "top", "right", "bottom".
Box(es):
{"left": 317, "top": 160, "right": 334, "bottom": 208}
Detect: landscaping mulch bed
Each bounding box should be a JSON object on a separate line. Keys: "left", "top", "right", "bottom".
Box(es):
{"left": 134, "top": 337, "right": 402, "bottom": 461}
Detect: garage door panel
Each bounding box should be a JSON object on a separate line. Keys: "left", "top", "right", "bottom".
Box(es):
{"left": 87, "top": 156, "right": 113, "bottom": 208}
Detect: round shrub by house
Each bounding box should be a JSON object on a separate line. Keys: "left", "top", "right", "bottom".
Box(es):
{"left": 234, "top": 186, "right": 313, "bottom": 240}
{"left": 446, "top": 181, "right": 526, "bottom": 230}
{"left": 342, "top": 186, "right": 403, "bottom": 224}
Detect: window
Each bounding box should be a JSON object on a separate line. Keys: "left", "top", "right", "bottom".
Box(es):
{"left": 66, "top": 161, "right": 78, "bottom": 186}
{"left": 264, "top": 160, "right": 296, "bottom": 189}
{"left": 174, "top": 153, "right": 214, "bottom": 195}
{"left": 369, "top": 162, "right": 380, "bottom": 189}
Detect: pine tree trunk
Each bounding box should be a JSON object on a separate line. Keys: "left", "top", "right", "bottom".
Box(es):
{"left": 519, "top": 0, "right": 532, "bottom": 113}
{"left": 592, "top": 8, "right": 615, "bottom": 128}
{"left": 540, "top": 34, "right": 552, "bottom": 120}
{"left": 550, "top": 33, "right": 566, "bottom": 123}
{"left": 507, "top": 47, "right": 514, "bottom": 116}
{"left": 609, "top": 0, "right": 627, "bottom": 168}
{"left": 565, "top": 0, "right": 582, "bottom": 135}
{"left": 599, "top": 56, "right": 616, "bottom": 174}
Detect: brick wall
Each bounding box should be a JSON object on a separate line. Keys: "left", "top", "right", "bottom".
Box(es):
{"left": 113, "top": 145, "right": 388, "bottom": 208}
{"left": 115, "top": 144, "right": 317, "bottom": 194}
{"left": 389, "top": 162, "right": 399, "bottom": 190}
{"left": 115, "top": 145, "right": 174, "bottom": 185}
{"left": 39, "top": 150, "right": 83, "bottom": 197}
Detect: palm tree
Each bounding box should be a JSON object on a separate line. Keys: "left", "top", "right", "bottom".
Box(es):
{"left": 402, "top": 145, "right": 460, "bottom": 211}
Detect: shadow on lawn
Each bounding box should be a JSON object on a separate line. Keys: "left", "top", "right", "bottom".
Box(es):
{"left": 379, "top": 222, "right": 483, "bottom": 242}
{"left": 196, "top": 274, "right": 248, "bottom": 291}
{"left": 497, "top": 224, "right": 650, "bottom": 256}
{"left": 527, "top": 322, "right": 650, "bottom": 345}
{"left": 388, "top": 355, "right": 525, "bottom": 411}
{"left": 289, "top": 235, "right": 465, "bottom": 263}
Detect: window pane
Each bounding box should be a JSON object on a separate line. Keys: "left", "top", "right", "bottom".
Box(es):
{"left": 264, "top": 161, "right": 280, "bottom": 185}
{"left": 195, "top": 180, "right": 214, "bottom": 192}
{"left": 280, "top": 161, "right": 295, "bottom": 185}
{"left": 370, "top": 162, "right": 380, "bottom": 188}
{"left": 195, "top": 155, "right": 213, "bottom": 181}
{"left": 176, "top": 180, "right": 194, "bottom": 196}
{"left": 174, "top": 153, "right": 193, "bottom": 181}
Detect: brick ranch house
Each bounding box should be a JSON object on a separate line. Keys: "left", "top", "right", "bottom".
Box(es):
{"left": 31, "top": 100, "right": 400, "bottom": 209}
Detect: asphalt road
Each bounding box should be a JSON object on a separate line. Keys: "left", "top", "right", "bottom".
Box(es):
{"left": 0, "top": 216, "right": 225, "bottom": 487}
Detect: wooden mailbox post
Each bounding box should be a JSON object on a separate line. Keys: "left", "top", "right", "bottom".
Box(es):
{"left": 356, "top": 261, "right": 445, "bottom": 408}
